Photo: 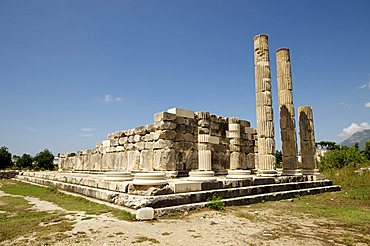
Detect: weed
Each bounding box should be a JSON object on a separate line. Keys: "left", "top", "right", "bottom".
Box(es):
{"left": 207, "top": 195, "right": 225, "bottom": 211}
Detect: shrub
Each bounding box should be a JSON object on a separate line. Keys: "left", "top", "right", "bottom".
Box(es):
{"left": 207, "top": 195, "right": 225, "bottom": 210}
{"left": 319, "top": 146, "right": 367, "bottom": 171}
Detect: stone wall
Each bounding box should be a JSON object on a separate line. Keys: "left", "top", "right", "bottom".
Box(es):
{"left": 59, "top": 108, "right": 257, "bottom": 175}
{"left": 0, "top": 171, "right": 19, "bottom": 179}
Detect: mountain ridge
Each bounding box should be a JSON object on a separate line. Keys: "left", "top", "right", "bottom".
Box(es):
{"left": 340, "top": 129, "right": 370, "bottom": 149}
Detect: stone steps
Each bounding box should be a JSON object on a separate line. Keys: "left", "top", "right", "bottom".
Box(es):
{"left": 154, "top": 185, "right": 341, "bottom": 216}
{"left": 15, "top": 174, "right": 340, "bottom": 216}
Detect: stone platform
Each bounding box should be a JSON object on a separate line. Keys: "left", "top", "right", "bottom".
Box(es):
{"left": 15, "top": 171, "right": 340, "bottom": 218}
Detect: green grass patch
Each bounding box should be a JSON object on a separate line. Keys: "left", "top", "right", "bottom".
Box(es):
{"left": 0, "top": 180, "right": 135, "bottom": 220}
{"left": 207, "top": 195, "right": 225, "bottom": 211}
{"left": 0, "top": 196, "right": 73, "bottom": 242}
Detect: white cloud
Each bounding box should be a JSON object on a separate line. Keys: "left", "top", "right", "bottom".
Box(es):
{"left": 104, "top": 94, "right": 113, "bottom": 102}
{"left": 339, "top": 122, "right": 370, "bottom": 138}
{"left": 358, "top": 80, "right": 370, "bottom": 89}
{"left": 103, "top": 94, "right": 123, "bottom": 103}
{"left": 365, "top": 102, "right": 370, "bottom": 108}
{"left": 80, "top": 128, "right": 94, "bottom": 137}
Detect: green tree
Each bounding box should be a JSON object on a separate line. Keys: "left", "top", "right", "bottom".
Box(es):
{"left": 15, "top": 153, "right": 33, "bottom": 169}
{"left": 362, "top": 140, "right": 370, "bottom": 160}
{"left": 33, "top": 149, "right": 54, "bottom": 170}
{"left": 275, "top": 150, "right": 282, "bottom": 168}
{"left": 319, "top": 145, "right": 367, "bottom": 171}
{"left": 0, "top": 146, "right": 13, "bottom": 169}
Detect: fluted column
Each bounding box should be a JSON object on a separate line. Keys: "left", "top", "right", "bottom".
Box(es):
{"left": 276, "top": 48, "right": 301, "bottom": 176}
{"left": 226, "top": 117, "right": 251, "bottom": 179}
{"left": 188, "top": 112, "right": 217, "bottom": 181}
{"left": 254, "top": 34, "right": 277, "bottom": 176}
{"left": 298, "top": 106, "right": 321, "bottom": 179}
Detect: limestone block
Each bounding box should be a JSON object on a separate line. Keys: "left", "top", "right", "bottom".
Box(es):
{"left": 154, "top": 112, "right": 177, "bottom": 122}
{"left": 102, "top": 140, "right": 111, "bottom": 148}
{"left": 256, "top": 106, "right": 274, "bottom": 121}
{"left": 229, "top": 144, "right": 241, "bottom": 152}
{"left": 167, "top": 108, "right": 194, "bottom": 119}
{"left": 247, "top": 153, "right": 256, "bottom": 169}
{"left": 176, "top": 124, "right": 187, "bottom": 133}
{"left": 153, "top": 149, "right": 176, "bottom": 170}
{"left": 198, "top": 134, "right": 210, "bottom": 143}
{"left": 230, "top": 138, "right": 243, "bottom": 146}
{"left": 256, "top": 91, "right": 272, "bottom": 106}
{"left": 134, "top": 135, "right": 142, "bottom": 142}
{"left": 140, "top": 150, "right": 154, "bottom": 171}
{"left": 174, "top": 142, "right": 193, "bottom": 151}
{"left": 118, "top": 137, "right": 128, "bottom": 145}
{"left": 136, "top": 207, "right": 154, "bottom": 220}
{"left": 240, "top": 120, "right": 251, "bottom": 127}
{"left": 154, "top": 130, "right": 176, "bottom": 140}
{"left": 145, "top": 141, "right": 154, "bottom": 150}
{"left": 155, "top": 121, "right": 177, "bottom": 130}
{"left": 198, "top": 119, "right": 210, "bottom": 128}
{"left": 125, "top": 143, "right": 136, "bottom": 151}
{"left": 127, "top": 150, "right": 140, "bottom": 170}
{"left": 128, "top": 135, "right": 135, "bottom": 143}
{"left": 153, "top": 139, "right": 175, "bottom": 149}
{"left": 230, "top": 152, "right": 242, "bottom": 169}
{"left": 195, "top": 111, "right": 210, "bottom": 120}
{"left": 144, "top": 132, "right": 156, "bottom": 141}
{"left": 226, "top": 131, "right": 241, "bottom": 138}
{"left": 135, "top": 142, "right": 146, "bottom": 150}
{"left": 135, "top": 126, "right": 148, "bottom": 135}
{"left": 117, "top": 151, "right": 128, "bottom": 171}
{"left": 229, "top": 123, "right": 241, "bottom": 132}
{"left": 169, "top": 182, "right": 202, "bottom": 193}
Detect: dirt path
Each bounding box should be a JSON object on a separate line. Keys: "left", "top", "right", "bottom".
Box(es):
{"left": 1, "top": 187, "right": 368, "bottom": 246}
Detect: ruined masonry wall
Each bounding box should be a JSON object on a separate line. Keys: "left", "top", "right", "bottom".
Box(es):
{"left": 58, "top": 110, "right": 257, "bottom": 175}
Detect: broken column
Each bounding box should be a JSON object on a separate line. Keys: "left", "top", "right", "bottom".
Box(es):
{"left": 188, "top": 112, "right": 217, "bottom": 181}
{"left": 226, "top": 117, "right": 251, "bottom": 179}
{"left": 253, "top": 34, "right": 277, "bottom": 176}
{"left": 298, "top": 106, "right": 321, "bottom": 178}
{"left": 276, "top": 48, "right": 301, "bottom": 176}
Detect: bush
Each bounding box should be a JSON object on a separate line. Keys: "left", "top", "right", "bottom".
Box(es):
{"left": 0, "top": 146, "right": 13, "bottom": 169}
{"left": 15, "top": 154, "right": 33, "bottom": 169}
{"left": 33, "top": 149, "right": 55, "bottom": 170}
{"left": 319, "top": 146, "right": 367, "bottom": 171}
{"left": 207, "top": 195, "right": 225, "bottom": 210}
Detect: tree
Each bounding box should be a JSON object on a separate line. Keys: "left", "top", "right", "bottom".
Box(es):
{"left": 15, "top": 153, "right": 33, "bottom": 169}
{"left": 0, "top": 146, "right": 13, "bottom": 169}
{"left": 275, "top": 150, "right": 282, "bottom": 168}
{"left": 319, "top": 145, "right": 367, "bottom": 171}
{"left": 363, "top": 140, "right": 370, "bottom": 160}
{"left": 33, "top": 149, "right": 55, "bottom": 170}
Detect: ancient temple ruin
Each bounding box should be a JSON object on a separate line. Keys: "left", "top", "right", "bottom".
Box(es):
{"left": 16, "top": 34, "right": 338, "bottom": 218}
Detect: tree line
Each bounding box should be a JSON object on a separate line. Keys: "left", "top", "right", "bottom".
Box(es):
{"left": 0, "top": 146, "right": 55, "bottom": 170}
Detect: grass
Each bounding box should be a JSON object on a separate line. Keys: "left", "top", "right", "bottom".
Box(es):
{"left": 132, "top": 236, "right": 160, "bottom": 244}
{"left": 232, "top": 165, "right": 370, "bottom": 236}
{"left": 0, "top": 195, "right": 74, "bottom": 242}
{"left": 0, "top": 180, "right": 135, "bottom": 221}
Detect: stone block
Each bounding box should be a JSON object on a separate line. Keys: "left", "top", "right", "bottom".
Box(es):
{"left": 154, "top": 139, "right": 175, "bottom": 149}
{"left": 228, "top": 123, "right": 240, "bottom": 132}
{"left": 140, "top": 150, "right": 154, "bottom": 171}
{"left": 154, "top": 149, "right": 176, "bottom": 170}
{"left": 169, "top": 182, "right": 202, "bottom": 193}
{"left": 154, "top": 130, "right": 176, "bottom": 140}
{"left": 154, "top": 112, "right": 177, "bottom": 122}
{"left": 102, "top": 140, "right": 111, "bottom": 148}
{"left": 136, "top": 207, "right": 154, "bottom": 220}
{"left": 155, "top": 121, "right": 177, "bottom": 130}
{"left": 167, "top": 108, "right": 194, "bottom": 119}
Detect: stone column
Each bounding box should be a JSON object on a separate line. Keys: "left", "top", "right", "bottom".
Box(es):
{"left": 254, "top": 34, "right": 277, "bottom": 176}
{"left": 298, "top": 106, "right": 321, "bottom": 178}
{"left": 276, "top": 48, "right": 301, "bottom": 176}
{"left": 188, "top": 112, "right": 217, "bottom": 181}
{"left": 226, "top": 117, "right": 251, "bottom": 179}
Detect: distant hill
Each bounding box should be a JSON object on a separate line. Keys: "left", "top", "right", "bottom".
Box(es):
{"left": 341, "top": 129, "right": 370, "bottom": 149}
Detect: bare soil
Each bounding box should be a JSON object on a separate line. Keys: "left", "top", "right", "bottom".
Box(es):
{"left": 2, "top": 191, "right": 368, "bottom": 246}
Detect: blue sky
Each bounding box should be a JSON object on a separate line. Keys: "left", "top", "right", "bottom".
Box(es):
{"left": 0, "top": 0, "right": 369, "bottom": 156}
